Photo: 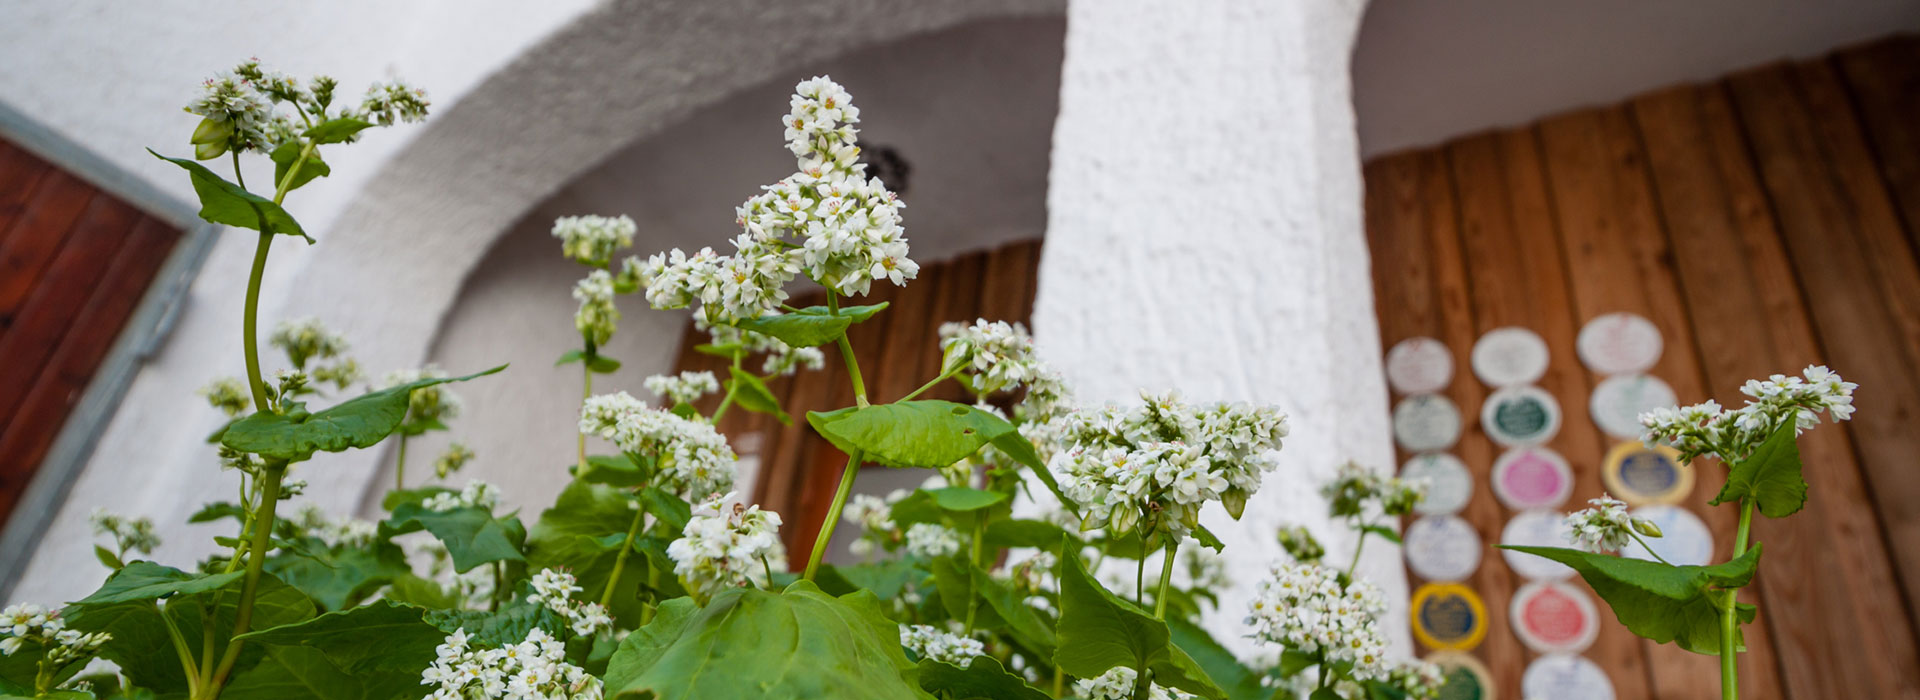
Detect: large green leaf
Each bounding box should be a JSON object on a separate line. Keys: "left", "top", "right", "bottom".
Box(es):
{"left": 265, "top": 540, "right": 411, "bottom": 611}
{"left": 916, "top": 657, "right": 1051, "bottom": 700}
{"left": 1501, "top": 544, "right": 1762, "bottom": 654}
{"left": 575, "top": 454, "right": 654, "bottom": 488}
{"left": 67, "top": 569, "right": 315, "bottom": 695}
{"left": 423, "top": 604, "right": 568, "bottom": 648}
{"left": 304, "top": 118, "right": 373, "bottom": 145}
{"left": 1054, "top": 543, "right": 1224, "bottom": 700}
{"left": 70, "top": 562, "right": 243, "bottom": 605}
{"left": 816, "top": 560, "right": 924, "bottom": 600}
{"left": 526, "top": 479, "right": 648, "bottom": 627}
{"left": 1711, "top": 422, "right": 1807, "bottom": 518}
{"left": 728, "top": 367, "right": 790, "bottom": 424}
{"left": 923, "top": 487, "right": 1010, "bottom": 512}
{"left": 382, "top": 504, "right": 524, "bottom": 573}
{"left": 984, "top": 519, "right": 1077, "bottom": 552}
{"left": 732, "top": 303, "right": 887, "bottom": 348}
{"left": 1168, "top": 618, "right": 1271, "bottom": 700}
{"left": 268, "top": 141, "right": 328, "bottom": 194}
{"left": 234, "top": 601, "right": 442, "bottom": 675}
{"left": 222, "top": 365, "right": 504, "bottom": 461}
{"left": 604, "top": 581, "right": 932, "bottom": 700}
{"left": 148, "top": 150, "right": 307, "bottom": 240}
{"left": 807, "top": 401, "right": 1016, "bottom": 469}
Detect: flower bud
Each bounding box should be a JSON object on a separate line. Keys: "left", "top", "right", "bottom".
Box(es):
{"left": 1222, "top": 487, "right": 1249, "bottom": 520}
{"left": 1631, "top": 517, "right": 1663, "bottom": 539}
{"left": 939, "top": 339, "right": 975, "bottom": 377}
{"left": 194, "top": 138, "right": 229, "bottom": 161}
{"left": 190, "top": 116, "right": 231, "bottom": 145}
{"left": 1109, "top": 506, "right": 1141, "bottom": 536}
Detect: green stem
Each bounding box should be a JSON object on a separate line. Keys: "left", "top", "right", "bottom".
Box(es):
{"left": 578, "top": 359, "right": 593, "bottom": 470}
{"left": 230, "top": 150, "right": 246, "bottom": 191}
{"left": 157, "top": 604, "right": 201, "bottom": 696}
{"left": 825, "top": 292, "right": 869, "bottom": 407}
{"left": 394, "top": 434, "right": 409, "bottom": 490}
{"left": 1135, "top": 554, "right": 1147, "bottom": 608}
{"left": 964, "top": 512, "right": 987, "bottom": 635}
{"left": 899, "top": 366, "right": 959, "bottom": 403}
{"left": 1720, "top": 500, "right": 1756, "bottom": 700}
{"left": 1053, "top": 666, "right": 1064, "bottom": 698}
{"left": 204, "top": 462, "right": 287, "bottom": 697}
{"left": 804, "top": 450, "right": 863, "bottom": 581}
{"left": 1630, "top": 531, "right": 1674, "bottom": 566}
{"left": 1345, "top": 519, "right": 1369, "bottom": 580}
{"left": 1153, "top": 540, "right": 1179, "bottom": 620}
{"left": 490, "top": 562, "right": 503, "bottom": 613}
{"left": 602, "top": 497, "right": 648, "bottom": 608}
{"left": 710, "top": 353, "right": 743, "bottom": 424}
{"left": 240, "top": 232, "right": 274, "bottom": 412}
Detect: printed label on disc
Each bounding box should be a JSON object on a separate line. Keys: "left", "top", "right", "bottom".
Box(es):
{"left": 1395, "top": 395, "right": 1463, "bottom": 452}
{"left": 1471, "top": 327, "right": 1550, "bottom": 387}
{"left": 1402, "top": 453, "right": 1474, "bottom": 516}
{"left": 1589, "top": 373, "right": 1677, "bottom": 441}
{"left": 1482, "top": 385, "right": 1561, "bottom": 447}
{"left": 1500, "top": 509, "right": 1576, "bottom": 581}
{"left": 1601, "top": 441, "right": 1692, "bottom": 506}
{"left": 1577, "top": 312, "right": 1663, "bottom": 375}
{"left": 1411, "top": 583, "right": 1490, "bottom": 651}
{"left": 1426, "top": 651, "right": 1497, "bottom": 700}
{"left": 1387, "top": 337, "right": 1455, "bottom": 395}
{"left": 1510, "top": 581, "right": 1600, "bottom": 654}
{"left": 1522, "top": 654, "right": 1614, "bottom": 700}
{"left": 1623, "top": 504, "right": 1714, "bottom": 567}
{"left": 1491, "top": 446, "right": 1573, "bottom": 510}
{"left": 1404, "top": 514, "right": 1483, "bottom": 582}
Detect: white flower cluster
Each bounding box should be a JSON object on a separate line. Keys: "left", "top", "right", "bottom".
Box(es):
{"left": 1244, "top": 563, "right": 1390, "bottom": 681}
{"left": 185, "top": 60, "right": 427, "bottom": 158}
{"left": 573, "top": 270, "right": 619, "bottom": 346}
{"left": 665, "top": 492, "right": 785, "bottom": 600}
{"left": 552, "top": 215, "right": 637, "bottom": 267}
{"left": 525, "top": 569, "right": 614, "bottom": 637}
{"left": 199, "top": 376, "right": 252, "bottom": 417}
{"left": 1562, "top": 494, "right": 1663, "bottom": 554}
{"left": 937, "top": 319, "right": 1052, "bottom": 396}
{"left": 1381, "top": 658, "right": 1446, "bottom": 699}
{"left": 842, "top": 492, "right": 902, "bottom": 558}
{"left": 644, "top": 371, "right": 721, "bottom": 407}
{"left": 423, "top": 481, "right": 503, "bottom": 513}
{"left": 899, "top": 624, "right": 984, "bottom": 666}
{"left": 1320, "top": 461, "right": 1426, "bottom": 519}
{"left": 1072, "top": 667, "right": 1194, "bottom": 700}
{"left": 420, "top": 628, "right": 601, "bottom": 700}
{"left": 379, "top": 366, "right": 463, "bottom": 426}
{"left": 635, "top": 76, "right": 915, "bottom": 323}
{"left": 904, "top": 522, "right": 964, "bottom": 559}
{"left": 0, "top": 604, "right": 110, "bottom": 663}
{"left": 579, "top": 392, "right": 736, "bottom": 500}
{"left": 358, "top": 80, "right": 432, "bottom": 127}
{"left": 290, "top": 504, "right": 379, "bottom": 548}
{"left": 88, "top": 509, "right": 160, "bottom": 557}
{"left": 1050, "top": 391, "right": 1288, "bottom": 537}
{"left": 1641, "top": 365, "right": 1856, "bottom": 464}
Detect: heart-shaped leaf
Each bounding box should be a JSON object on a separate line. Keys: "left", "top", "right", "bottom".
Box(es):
{"left": 382, "top": 504, "right": 525, "bottom": 573}
{"left": 916, "top": 656, "right": 1051, "bottom": 700}
{"left": 1711, "top": 421, "right": 1807, "bottom": 518}
{"left": 728, "top": 367, "right": 790, "bottom": 424}
{"left": 149, "top": 149, "right": 308, "bottom": 240}
{"left": 221, "top": 365, "right": 504, "bottom": 462}
{"left": 1501, "top": 544, "right": 1762, "bottom": 654}
{"left": 732, "top": 303, "right": 888, "bottom": 348}
{"left": 808, "top": 401, "right": 1014, "bottom": 469}
{"left": 1053, "top": 540, "right": 1224, "bottom": 699}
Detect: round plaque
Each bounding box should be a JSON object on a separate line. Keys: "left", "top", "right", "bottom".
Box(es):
{"left": 1601, "top": 441, "right": 1693, "bottom": 506}
{"left": 1396, "top": 395, "right": 1463, "bottom": 452}
{"left": 1426, "top": 651, "right": 1497, "bottom": 700}
{"left": 1482, "top": 385, "right": 1562, "bottom": 447}
{"left": 1491, "top": 446, "right": 1574, "bottom": 510}
{"left": 1589, "top": 373, "right": 1678, "bottom": 441}
{"left": 1404, "top": 514, "right": 1484, "bottom": 583}
{"left": 1522, "top": 654, "right": 1614, "bottom": 700}
{"left": 1411, "top": 583, "right": 1490, "bottom": 651}
{"left": 1510, "top": 581, "right": 1600, "bottom": 654}
{"left": 1623, "top": 504, "right": 1715, "bottom": 567}
{"left": 1500, "top": 509, "right": 1577, "bottom": 581}
{"left": 1388, "top": 337, "right": 1455, "bottom": 395}
{"left": 1471, "top": 327, "right": 1550, "bottom": 388}
{"left": 1577, "top": 312, "right": 1663, "bottom": 376}
{"left": 1402, "top": 453, "right": 1474, "bottom": 516}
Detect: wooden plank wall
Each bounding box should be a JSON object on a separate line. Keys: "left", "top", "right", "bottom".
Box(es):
{"left": 0, "top": 137, "right": 183, "bottom": 524}
{"left": 670, "top": 238, "right": 1042, "bottom": 558}
{"left": 1365, "top": 35, "right": 1920, "bottom": 699}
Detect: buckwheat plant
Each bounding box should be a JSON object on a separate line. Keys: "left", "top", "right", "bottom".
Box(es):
{"left": 1508, "top": 365, "right": 1859, "bottom": 700}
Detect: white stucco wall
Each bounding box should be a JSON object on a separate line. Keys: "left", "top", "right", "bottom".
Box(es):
{"left": 1034, "top": 0, "right": 1408, "bottom": 656}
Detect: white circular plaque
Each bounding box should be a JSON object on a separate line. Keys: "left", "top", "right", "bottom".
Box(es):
{"left": 1482, "top": 385, "right": 1562, "bottom": 447}
{"left": 1401, "top": 453, "right": 1473, "bottom": 516}
{"left": 1577, "top": 312, "right": 1663, "bottom": 375}
{"left": 1622, "top": 504, "right": 1715, "bottom": 567}
{"left": 1510, "top": 581, "right": 1601, "bottom": 654}
{"left": 1472, "top": 327, "right": 1549, "bottom": 387}
{"left": 1395, "top": 395, "right": 1463, "bottom": 452}
{"left": 1491, "top": 446, "right": 1574, "bottom": 510}
{"left": 1589, "top": 373, "right": 1678, "bottom": 441}
{"left": 1500, "top": 509, "right": 1576, "bottom": 581}
{"left": 1404, "top": 514, "right": 1484, "bottom": 582}
{"left": 1523, "top": 654, "right": 1614, "bottom": 700}
{"left": 1387, "top": 337, "right": 1455, "bottom": 395}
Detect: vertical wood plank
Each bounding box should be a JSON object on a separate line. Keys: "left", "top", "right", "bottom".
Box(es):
{"left": 0, "top": 171, "right": 97, "bottom": 336}
{"left": 0, "top": 196, "right": 141, "bottom": 428}
{"left": 1835, "top": 36, "right": 1920, "bottom": 252}
{"left": 871, "top": 258, "right": 945, "bottom": 403}
{"left": 0, "top": 141, "right": 55, "bottom": 249}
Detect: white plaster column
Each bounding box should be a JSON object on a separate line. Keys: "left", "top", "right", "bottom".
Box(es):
{"left": 1033, "top": 0, "right": 1406, "bottom": 656}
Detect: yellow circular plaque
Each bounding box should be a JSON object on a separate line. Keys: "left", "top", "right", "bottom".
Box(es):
{"left": 1411, "top": 582, "right": 1490, "bottom": 652}
{"left": 1602, "top": 441, "right": 1693, "bottom": 506}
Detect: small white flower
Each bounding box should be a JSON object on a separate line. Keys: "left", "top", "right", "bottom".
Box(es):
{"left": 644, "top": 371, "right": 721, "bottom": 406}
{"left": 1072, "top": 667, "right": 1194, "bottom": 700}
{"left": 899, "top": 624, "right": 984, "bottom": 665}
{"left": 419, "top": 627, "right": 600, "bottom": 699}
{"left": 579, "top": 392, "right": 738, "bottom": 500}
{"left": 1244, "top": 563, "right": 1391, "bottom": 681}
{"left": 573, "top": 270, "right": 620, "bottom": 346}
{"left": 666, "top": 492, "right": 786, "bottom": 600}
{"left": 1564, "top": 495, "right": 1636, "bottom": 553}
{"left": 904, "top": 523, "right": 963, "bottom": 559}
{"left": 552, "top": 214, "right": 638, "bottom": 266}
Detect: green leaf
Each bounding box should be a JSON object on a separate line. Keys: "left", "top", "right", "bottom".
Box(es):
{"left": 1053, "top": 541, "right": 1225, "bottom": 699}
{"left": 930, "top": 558, "right": 1005, "bottom": 630}
{"left": 382, "top": 504, "right": 525, "bottom": 573}
{"left": 1501, "top": 544, "right": 1763, "bottom": 654}
{"left": 1310, "top": 688, "right": 1343, "bottom": 700}
{"left": 93, "top": 545, "right": 123, "bottom": 570}
{"left": 380, "top": 486, "right": 454, "bottom": 512}
{"left": 1359, "top": 524, "right": 1402, "bottom": 546}
{"left": 71, "top": 562, "right": 243, "bottom": 605}
{"left": 693, "top": 343, "right": 739, "bottom": 358}
{"left": 604, "top": 581, "right": 932, "bottom": 699}
{"left": 923, "top": 487, "right": 1010, "bottom": 512}
{"left": 148, "top": 149, "right": 308, "bottom": 240}
{"left": 1192, "top": 524, "right": 1226, "bottom": 552}
{"left": 382, "top": 573, "right": 461, "bottom": 609}
{"left": 304, "top": 118, "right": 373, "bottom": 145}
{"left": 235, "top": 600, "right": 443, "bottom": 674}
{"left": 916, "top": 656, "right": 1051, "bottom": 700}
{"left": 816, "top": 560, "right": 923, "bottom": 600}
{"left": 1712, "top": 421, "right": 1808, "bottom": 518}
{"left": 557, "top": 349, "right": 622, "bottom": 374}
{"left": 984, "top": 519, "right": 1076, "bottom": 552}
{"left": 269, "top": 141, "right": 328, "bottom": 194}
{"left": 576, "top": 454, "right": 652, "bottom": 487}
{"left": 807, "top": 400, "right": 1015, "bottom": 469}
{"left": 222, "top": 365, "right": 504, "bottom": 461}
{"left": 732, "top": 303, "right": 889, "bottom": 348}
{"left": 188, "top": 501, "right": 247, "bottom": 524}
{"left": 526, "top": 479, "right": 648, "bottom": 627}
{"left": 638, "top": 487, "right": 692, "bottom": 534}
{"left": 265, "top": 540, "right": 411, "bottom": 611}
{"left": 68, "top": 569, "right": 314, "bottom": 695}
{"left": 728, "top": 367, "right": 790, "bottom": 425}
{"left": 423, "top": 604, "right": 568, "bottom": 648}
{"left": 1169, "top": 617, "right": 1274, "bottom": 700}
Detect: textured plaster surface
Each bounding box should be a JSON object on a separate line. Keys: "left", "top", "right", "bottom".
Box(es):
{"left": 1033, "top": 0, "right": 1408, "bottom": 656}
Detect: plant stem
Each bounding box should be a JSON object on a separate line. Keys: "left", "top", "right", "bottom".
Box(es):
{"left": 1345, "top": 519, "right": 1369, "bottom": 580}
{"left": 1720, "top": 500, "right": 1756, "bottom": 700}
{"left": 578, "top": 358, "right": 593, "bottom": 470}
{"left": 804, "top": 450, "right": 863, "bottom": 581}
{"left": 1053, "top": 667, "right": 1064, "bottom": 698}
{"left": 602, "top": 497, "right": 648, "bottom": 608}
{"left": 490, "top": 562, "right": 503, "bottom": 613}
{"left": 1135, "top": 554, "right": 1147, "bottom": 608}
{"left": 394, "top": 434, "right": 409, "bottom": 490}
{"left": 899, "top": 366, "right": 958, "bottom": 403}
{"left": 205, "top": 461, "right": 287, "bottom": 697}
{"left": 1154, "top": 540, "right": 1179, "bottom": 620}
{"left": 825, "top": 292, "right": 869, "bottom": 407}
{"left": 1630, "top": 531, "right": 1674, "bottom": 566}
{"left": 240, "top": 232, "right": 274, "bottom": 411}
{"left": 156, "top": 603, "right": 201, "bottom": 695}
{"left": 710, "top": 353, "right": 743, "bottom": 424}
{"left": 964, "top": 512, "right": 987, "bottom": 634}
